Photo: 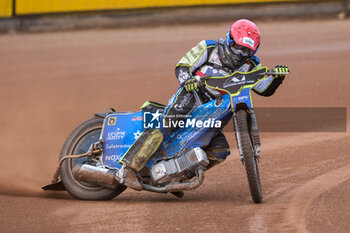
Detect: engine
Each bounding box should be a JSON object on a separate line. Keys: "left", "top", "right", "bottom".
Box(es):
{"left": 150, "top": 147, "right": 209, "bottom": 184}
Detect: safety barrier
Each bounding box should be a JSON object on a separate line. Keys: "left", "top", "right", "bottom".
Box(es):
{"left": 1, "top": 0, "right": 348, "bottom": 17}
{"left": 14, "top": 0, "right": 298, "bottom": 15}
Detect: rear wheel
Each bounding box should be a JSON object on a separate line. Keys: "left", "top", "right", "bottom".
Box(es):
{"left": 60, "top": 116, "right": 126, "bottom": 200}
{"left": 236, "top": 109, "right": 263, "bottom": 203}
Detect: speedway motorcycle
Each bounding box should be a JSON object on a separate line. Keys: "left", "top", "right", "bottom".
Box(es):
{"left": 43, "top": 66, "right": 289, "bottom": 203}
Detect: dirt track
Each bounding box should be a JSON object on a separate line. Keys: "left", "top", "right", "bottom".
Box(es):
{"left": 0, "top": 18, "right": 350, "bottom": 233}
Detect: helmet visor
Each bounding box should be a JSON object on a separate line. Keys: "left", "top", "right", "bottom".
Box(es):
{"left": 229, "top": 42, "right": 254, "bottom": 57}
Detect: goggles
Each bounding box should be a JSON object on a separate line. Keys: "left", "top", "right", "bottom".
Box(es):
{"left": 229, "top": 42, "right": 254, "bottom": 57}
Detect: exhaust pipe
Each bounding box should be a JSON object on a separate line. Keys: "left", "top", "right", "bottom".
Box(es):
{"left": 72, "top": 164, "right": 117, "bottom": 189}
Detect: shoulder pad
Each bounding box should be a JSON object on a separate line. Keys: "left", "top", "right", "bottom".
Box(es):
{"left": 205, "top": 40, "right": 218, "bottom": 47}
{"left": 250, "top": 56, "right": 261, "bottom": 66}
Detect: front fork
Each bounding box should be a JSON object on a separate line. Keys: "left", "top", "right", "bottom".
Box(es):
{"left": 233, "top": 109, "right": 261, "bottom": 164}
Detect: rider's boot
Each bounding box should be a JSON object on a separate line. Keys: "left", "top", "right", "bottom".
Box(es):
{"left": 205, "top": 152, "right": 226, "bottom": 170}
{"left": 117, "top": 128, "right": 163, "bottom": 190}
{"left": 203, "top": 131, "right": 231, "bottom": 170}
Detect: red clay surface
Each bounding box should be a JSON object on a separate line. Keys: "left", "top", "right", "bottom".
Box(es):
{"left": 0, "top": 18, "right": 350, "bottom": 233}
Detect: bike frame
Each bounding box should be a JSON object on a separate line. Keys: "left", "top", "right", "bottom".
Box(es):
{"left": 100, "top": 67, "right": 270, "bottom": 171}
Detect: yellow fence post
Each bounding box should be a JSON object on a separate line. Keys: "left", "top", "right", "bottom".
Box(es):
{"left": 0, "top": 0, "right": 13, "bottom": 17}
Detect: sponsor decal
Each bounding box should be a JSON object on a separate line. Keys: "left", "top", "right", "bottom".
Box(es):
{"left": 105, "top": 144, "right": 131, "bottom": 149}
{"left": 203, "top": 102, "right": 213, "bottom": 110}
{"left": 210, "top": 108, "right": 223, "bottom": 119}
{"left": 134, "top": 130, "right": 142, "bottom": 140}
{"left": 190, "top": 49, "right": 198, "bottom": 59}
{"left": 132, "top": 116, "right": 143, "bottom": 121}
{"left": 173, "top": 92, "right": 193, "bottom": 112}
{"left": 178, "top": 69, "right": 191, "bottom": 84}
{"left": 223, "top": 75, "right": 247, "bottom": 88}
{"left": 238, "top": 96, "right": 249, "bottom": 101}
{"left": 107, "top": 117, "right": 117, "bottom": 126}
{"left": 104, "top": 154, "right": 122, "bottom": 162}
{"left": 196, "top": 43, "right": 204, "bottom": 51}
{"left": 179, "top": 128, "right": 202, "bottom": 145}
{"left": 204, "top": 66, "right": 229, "bottom": 77}
{"left": 106, "top": 129, "right": 125, "bottom": 141}
{"left": 243, "top": 37, "right": 255, "bottom": 48}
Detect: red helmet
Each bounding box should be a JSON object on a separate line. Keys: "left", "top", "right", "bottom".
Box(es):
{"left": 227, "top": 19, "right": 261, "bottom": 52}
{"left": 218, "top": 19, "right": 261, "bottom": 69}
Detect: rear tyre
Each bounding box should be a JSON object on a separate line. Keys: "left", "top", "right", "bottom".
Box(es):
{"left": 60, "top": 116, "right": 126, "bottom": 200}
{"left": 236, "top": 109, "right": 263, "bottom": 203}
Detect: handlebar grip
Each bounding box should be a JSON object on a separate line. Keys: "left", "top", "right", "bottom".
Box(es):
{"left": 265, "top": 71, "right": 290, "bottom": 76}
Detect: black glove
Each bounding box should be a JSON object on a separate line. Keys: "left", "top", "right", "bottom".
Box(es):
{"left": 274, "top": 65, "right": 289, "bottom": 79}
{"left": 183, "top": 78, "right": 199, "bottom": 92}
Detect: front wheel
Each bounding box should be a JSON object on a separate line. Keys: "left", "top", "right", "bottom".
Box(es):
{"left": 60, "top": 116, "right": 126, "bottom": 200}
{"left": 236, "top": 109, "right": 263, "bottom": 203}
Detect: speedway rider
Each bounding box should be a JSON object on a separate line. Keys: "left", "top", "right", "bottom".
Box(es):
{"left": 118, "top": 19, "right": 290, "bottom": 190}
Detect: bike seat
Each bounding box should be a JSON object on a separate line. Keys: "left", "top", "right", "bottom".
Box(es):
{"left": 141, "top": 101, "right": 166, "bottom": 112}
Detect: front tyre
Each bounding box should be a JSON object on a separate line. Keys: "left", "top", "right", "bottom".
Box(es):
{"left": 60, "top": 116, "right": 126, "bottom": 200}
{"left": 236, "top": 109, "right": 263, "bottom": 203}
